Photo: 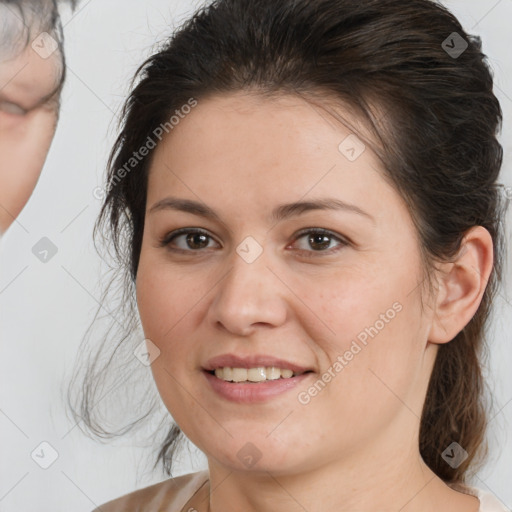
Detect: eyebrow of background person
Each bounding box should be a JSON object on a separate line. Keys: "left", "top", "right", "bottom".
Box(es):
{"left": 0, "top": 87, "right": 61, "bottom": 112}
{"left": 0, "top": 71, "right": 64, "bottom": 112}
{"left": 148, "top": 197, "right": 375, "bottom": 224}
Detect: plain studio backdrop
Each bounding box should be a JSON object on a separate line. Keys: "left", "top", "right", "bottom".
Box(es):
{"left": 0, "top": 0, "right": 511, "bottom": 510}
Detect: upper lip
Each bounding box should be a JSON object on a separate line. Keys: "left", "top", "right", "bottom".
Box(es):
{"left": 203, "top": 354, "right": 313, "bottom": 374}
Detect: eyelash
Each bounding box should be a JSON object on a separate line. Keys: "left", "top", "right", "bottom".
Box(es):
{"left": 159, "top": 227, "right": 349, "bottom": 258}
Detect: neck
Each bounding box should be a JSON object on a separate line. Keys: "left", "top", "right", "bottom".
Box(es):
{"left": 203, "top": 433, "right": 475, "bottom": 512}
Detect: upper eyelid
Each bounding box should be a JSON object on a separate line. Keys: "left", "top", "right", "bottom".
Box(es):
{"left": 0, "top": 86, "right": 61, "bottom": 114}
{"left": 0, "top": 100, "right": 27, "bottom": 115}
{"left": 165, "top": 228, "right": 219, "bottom": 247}
{"left": 294, "top": 227, "right": 346, "bottom": 240}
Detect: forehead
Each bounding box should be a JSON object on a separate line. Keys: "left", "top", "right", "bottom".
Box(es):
{"left": 0, "top": 2, "right": 62, "bottom": 104}
{"left": 143, "top": 92, "right": 413, "bottom": 239}
{"left": 148, "top": 91, "right": 382, "bottom": 195}
{"left": 0, "top": 41, "right": 63, "bottom": 106}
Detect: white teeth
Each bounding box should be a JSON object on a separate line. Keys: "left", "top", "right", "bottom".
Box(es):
{"left": 212, "top": 366, "right": 300, "bottom": 382}
{"left": 247, "top": 367, "right": 266, "bottom": 382}
{"left": 266, "top": 367, "right": 282, "bottom": 380}
{"left": 232, "top": 368, "right": 247, "bottom": 382}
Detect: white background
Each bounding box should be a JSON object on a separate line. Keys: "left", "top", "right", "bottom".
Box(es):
{"left": 0, "top": 0, "right": 511, "bottom": 510}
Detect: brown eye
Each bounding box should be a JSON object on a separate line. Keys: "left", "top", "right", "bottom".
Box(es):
{"left": 183, "top": 232, "right": 210, "bottom": 250}
{"left": 306, "top": 233, "right": 332, "bottom": 251}
{"left": 160, "top": 228, "right": 218, "bottom": 252}
{"left": 291, "top": 228, "right": 349, "bottom": 257}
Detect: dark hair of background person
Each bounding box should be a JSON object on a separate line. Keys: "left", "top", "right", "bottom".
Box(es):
{"left": 67, "top": 0, "right": 507, "bottom": 484}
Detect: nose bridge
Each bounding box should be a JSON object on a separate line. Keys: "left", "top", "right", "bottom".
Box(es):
{"left": 224, "top": 233, "right": 272, "bottom": 293}
{"left": 208, "top": 238, "right": 286, "bottom": 334}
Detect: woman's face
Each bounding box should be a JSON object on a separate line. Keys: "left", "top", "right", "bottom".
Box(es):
{"left": 136, "top": 92, "right": 440, "bottom": 475}
{"left": 0, "top": 40, "right": 62, "bottom": 234}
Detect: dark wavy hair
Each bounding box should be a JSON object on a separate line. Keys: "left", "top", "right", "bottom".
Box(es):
{"left": 67, "top": 0, "right": 507, "bottom": 484}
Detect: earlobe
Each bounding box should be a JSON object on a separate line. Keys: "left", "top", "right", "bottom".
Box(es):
{"left": 428, "top": 226, "right": 494, "bottom": 345}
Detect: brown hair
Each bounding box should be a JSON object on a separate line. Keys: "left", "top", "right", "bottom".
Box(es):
{"left": 68, "top": 0, "right": 506, "bottom": 483}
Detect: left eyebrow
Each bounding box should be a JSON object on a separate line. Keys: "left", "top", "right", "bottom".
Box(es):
{"left": 269, "top": 197, "right": 375, "bottom": 224}
{"left": 148, "top": 196, "right": 375, "bottom": 224}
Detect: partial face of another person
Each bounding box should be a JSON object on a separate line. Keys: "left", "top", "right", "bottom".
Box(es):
{"left": 0, "top": 17, "right": 63, "bottom": 234}
{"left": 135, "top": 92, "right": 441, "bottom": 475}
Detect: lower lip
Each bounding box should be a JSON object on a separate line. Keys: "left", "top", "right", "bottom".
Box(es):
{"left": 203, "top": 370, "right": 313, "bottom": 403}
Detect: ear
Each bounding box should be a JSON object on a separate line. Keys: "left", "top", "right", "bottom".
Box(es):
{"left": 428, "top": 226, "right": 494, "bottom": 345}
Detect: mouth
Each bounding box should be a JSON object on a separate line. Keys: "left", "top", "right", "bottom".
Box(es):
{"left": 202, "top": 354, "right": 315, "bottom": 402}
{"left": 202, "top": 367, "right": 315, "bottom": 404}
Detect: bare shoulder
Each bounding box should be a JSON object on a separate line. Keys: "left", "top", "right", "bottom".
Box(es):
{"left": 92, "top": 470, "right": 209, "bottom": 512}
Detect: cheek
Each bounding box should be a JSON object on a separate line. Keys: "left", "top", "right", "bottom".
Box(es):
{"left": 291, "top": 261, "right": 425, "bottom": 417}
{"left": 290, "top": 306, "right": 423, "bottom": 458}
{"left": 0, "top": 111, "right": 58, "bottom": 211}
{"left": 136, "top": 262, "right": 202, "bottom": 422}
{"left": 286, "top": 260, "right": 407, "bottom": 350}
{"left": 136, "top": 257, "right": 207, "bottom": 401}
{"left": 136, "top": 256, "right": 203, "bottom": 340}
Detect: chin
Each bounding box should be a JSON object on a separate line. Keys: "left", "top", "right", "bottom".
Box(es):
{"left": 204, "top": 435, "right": 305, "bottom": 475}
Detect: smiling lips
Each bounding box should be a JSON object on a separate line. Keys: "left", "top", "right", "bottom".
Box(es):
{"left": 202, "top": 353, "right": 314, "bottom": 402}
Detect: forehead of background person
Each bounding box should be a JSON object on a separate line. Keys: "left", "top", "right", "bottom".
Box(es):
{"left": 0, "top": 0, "right": 58, "bottom": 58}
{"left": 0, "top": 2, "right": 64, "bottom": 105}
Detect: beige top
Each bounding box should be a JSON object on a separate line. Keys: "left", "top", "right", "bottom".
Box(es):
{"left": 93, "top": 471, "right": 509, "bottom": 512}
{"left": 93, "top": 471, "right": 210, "bottom": 512}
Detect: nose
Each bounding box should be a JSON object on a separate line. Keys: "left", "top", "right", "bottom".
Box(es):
{"left": 207, "top": 246, "right": 288, "bottom": 336}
